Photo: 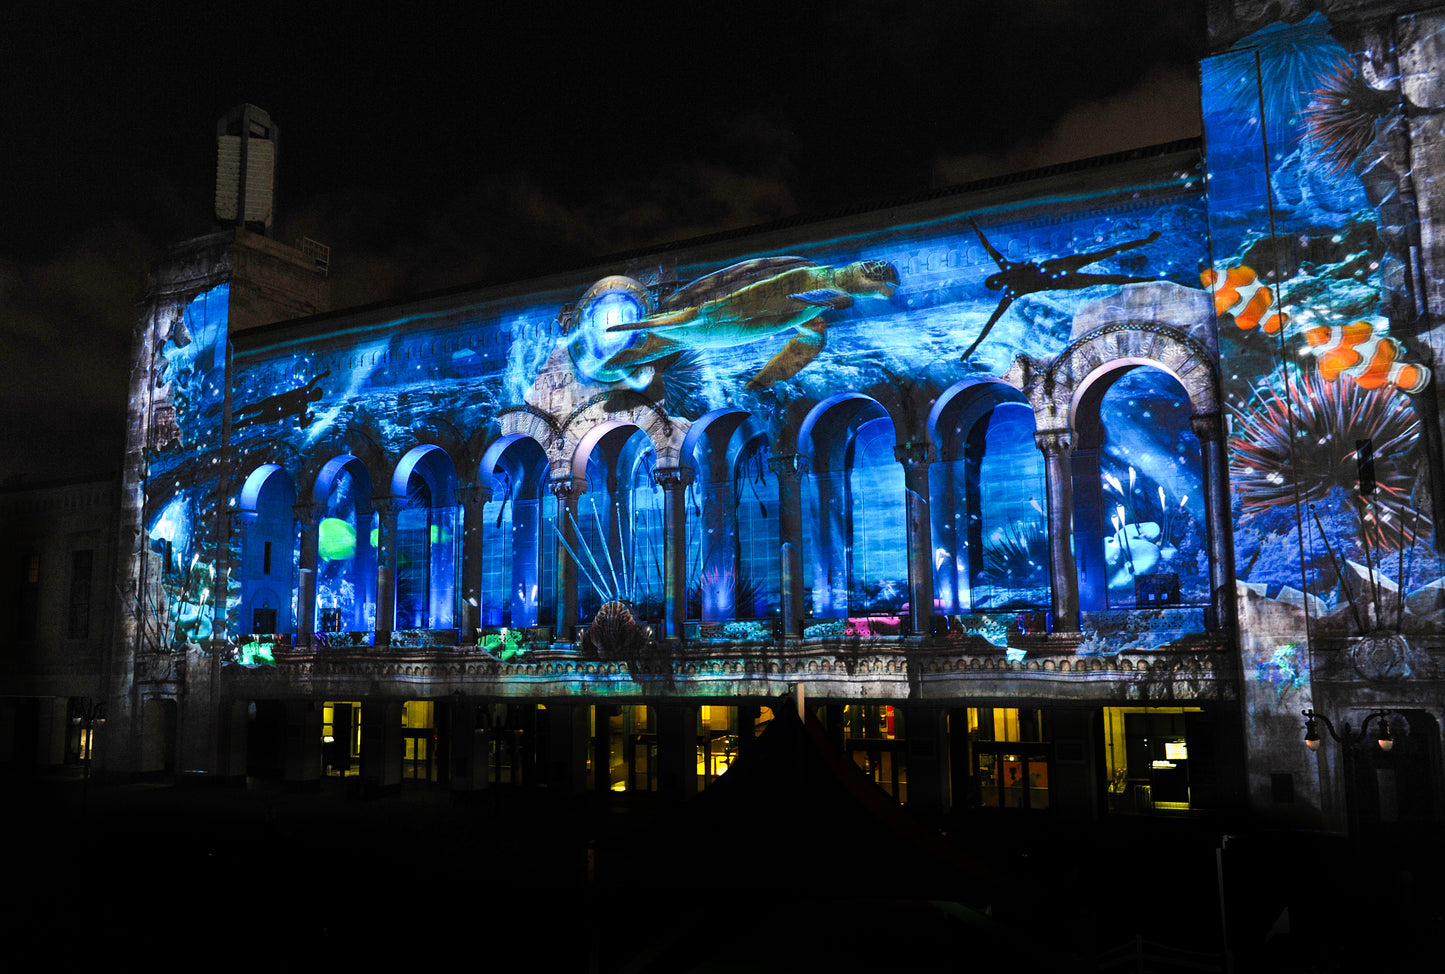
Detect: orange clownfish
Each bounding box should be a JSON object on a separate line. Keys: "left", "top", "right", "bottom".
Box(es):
{"left": 1200, "top": 265, "right": 1286, "bottom": 333}
{"left": 1303, "top": 319, "right": 1431, "bottom": 394}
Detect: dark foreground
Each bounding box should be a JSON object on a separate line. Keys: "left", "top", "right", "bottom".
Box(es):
{"left": 5, "top": 767, "right": 1440, "bottom": 972}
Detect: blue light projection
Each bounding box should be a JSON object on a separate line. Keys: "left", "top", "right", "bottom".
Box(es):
{"left": 210, "top": 164, "right": 1221, "bottom": 656}
{"left": 1203, "top": 13, "right": 1439, "bottom": 622}
{"left": 143, "top": 284, "right": 230, "bottom": 652}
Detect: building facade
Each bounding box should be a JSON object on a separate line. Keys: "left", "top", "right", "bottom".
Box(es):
{"left": 0, "top": 477, "right": 117, "bottom": 767}
{"left": 70, "top": 3, "right": 1445, "bottom": 834}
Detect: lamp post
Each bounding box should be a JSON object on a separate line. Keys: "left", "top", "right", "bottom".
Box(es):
{"left": 1302, "top": 708, "right": 1396, "bottom": 752}
{"left": 70, "top": 697, "right": 106, "bottom": 813}
{"left": 1301, "top": 708, "right": 1397, "bottom": 838}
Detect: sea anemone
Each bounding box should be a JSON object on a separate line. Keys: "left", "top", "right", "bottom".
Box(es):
{"left": 1228, "top": 368, "right": 1428, "bottom": 550}
{"left": 582, "top": 599, "right": 653, "bottom": 660}
{"left": 1303, "top": 58, "right": 1395, "bottom": 177}
{"left": 981, "top": 520, "right": 1050, "bottom": 586}
{"left": 687, "top": 566, "right": 766, "bottom": 621}
{"left": 660, "top": 350, "right": 709, "bottom": 418}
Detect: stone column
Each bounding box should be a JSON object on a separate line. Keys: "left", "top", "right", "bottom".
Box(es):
{"left": 373, "top": 497, "right": 400, "bottom": 648}
{"left": 1192, "top": 412, "right": 1237, "bottom": 631}
{"left": 656, "top": 703, "right": 699, "bottom": 799}
{"left": 903, "top": 706, "right": 950, "bottom": 814}
{"left": 284, "top": 699, "right": 322, "bottom": 788}
{"left": 768, "top": 453, "right": 809, "bottom": 637}
{"left": 235, "top": 510, "right": 258, "bottom": 636}
{"left": 895, "top": 441, "right": 935, "bottom": 636}
{"left": 360, "top": 700, "right": 403, "bottom": 797}
{"left": 546, "top": 703, "right": 589, "bottom": 796}
{"left": 294, "top": 503, "right": 319, "bottom": 649}
{"left": 1035, "top": 429, "right": 1080, "bottom": 633}
{"left": 655, "top": 466, "right": 692, "bottom": 642}
{"left": 455, "top": 483, "right": 492, "bottom": 641}
{"left": 550, "top": 478, "right": 581, "bottom": 640}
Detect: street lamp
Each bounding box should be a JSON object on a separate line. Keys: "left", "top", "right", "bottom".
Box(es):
{"left": 1301, "top": 709, "right": 1396, "bottom": 753}
{"left": 1301, "top": 708, "right": 1398, "bottom": 840}
{"left": 70, "top": 698, "right": 106, "bottom": 812}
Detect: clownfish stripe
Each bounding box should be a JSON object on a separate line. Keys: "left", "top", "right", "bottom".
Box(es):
{"left": 1202, "top": 264, "right": 1285, "bottom": 332}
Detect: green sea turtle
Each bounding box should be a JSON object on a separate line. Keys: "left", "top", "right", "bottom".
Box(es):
{"left": 602, "top": 256, "right": 899, "bottom": 390}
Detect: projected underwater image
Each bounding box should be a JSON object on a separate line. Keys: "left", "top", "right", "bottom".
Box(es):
{"left": 1202, "top": 12, "right": 1441, "bottom": 647}
{"left": 208, "top": 160, "right": 1224, "bottom": 660}
{"left": 126, "top": 9, "right": 1436, "bottom": 678}
{"left": 140, "top": 284, "right": 232, "bottom": 653}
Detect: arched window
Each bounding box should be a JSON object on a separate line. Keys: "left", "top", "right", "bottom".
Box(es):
{"left": 970, "top": 403, "right": 1049, "bottom": 610}
{"left": 1077, "top": 366, "right": 1207, "bottom": 609}
{"left": 627, "top": 441, "right": 666, "bottom": 623}
{"left": 315, "top": 457, "right": 376, "bottom": 633}
{"left": 733, "top": 437, "right": 780, "bottom": 620}
{"left": 575, "top": 453, "right": 611, "bottom": 622}
{"left": 392, "top": 447, "right": 457, "bottom": 631}
{"left": 803, "top": 398, "right": 906, "bottom": 620}
{"left": 481, "top": 438, "right": 550, "bottom": 627}
{"left": 680, "top": 412, "right": 778, "bottom": 624}
{"left": 930, "top": 381, "right": 1048, "bottom": 616}
{"left": 847, "top": 416, "right": 907, "bottom": 614}
{"left": 238, "top": 465, "right": 296, "bottom": 635}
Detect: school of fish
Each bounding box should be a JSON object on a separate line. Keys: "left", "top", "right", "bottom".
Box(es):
{"left": 1201, "top": 263, "right": 1431, "bottom": 396}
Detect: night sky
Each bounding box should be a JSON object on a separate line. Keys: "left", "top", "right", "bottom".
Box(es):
{"left": 0, "top": 2, "right": 1205, "bottom": 486}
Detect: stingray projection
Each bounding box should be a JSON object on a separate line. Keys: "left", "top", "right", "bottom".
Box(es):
{"left": 960, "top": 219, "right": 1161, "bottom": 362}
{"left": 602, "top": 257, "right": 899, "bottom": 390}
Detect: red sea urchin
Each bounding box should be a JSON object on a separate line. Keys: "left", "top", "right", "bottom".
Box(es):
{"left": 1228, "top": 367, "right": 1428, "bottom": 550}
{"left": 1304, "top": 58, "right": 1395, "bottom": 177}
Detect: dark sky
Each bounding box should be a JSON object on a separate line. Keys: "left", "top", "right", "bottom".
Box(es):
{"left": 0, "top": 2, "right": 1205, "bottom": 487}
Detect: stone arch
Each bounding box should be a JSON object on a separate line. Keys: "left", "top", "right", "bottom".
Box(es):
{"left": 389, "top": 444, "right": 458, "bottom": 504}
{"left": 680, "top": 408, "right": 753, "bottom": 483}
{"left": 296, "top": 426, "right": 388, "bottom": 507}
{"left": 1001, "top": 285, "right": 1233, "bottom": 631}
{"left": 1004, "top": 285, "right": 1219, "bottom": 434}
{"left": 927, "top": 378, "right": 1029, "bottom": 461}
{"left": 397, "top": 417, "right": 468, "bottom": 474}
{"left": 496, "top": 405, "right": 564, "bottom": 462}
{"left": 558, "top": 398, "right": 688, "bottom": 484}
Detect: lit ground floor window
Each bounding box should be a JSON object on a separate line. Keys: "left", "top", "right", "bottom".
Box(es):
{"left": 1103, "top": 706, "right": 1204, "bottom": 814}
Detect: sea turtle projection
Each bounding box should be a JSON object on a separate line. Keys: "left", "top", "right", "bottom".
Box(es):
{"left": 602, "top": 256, "right": 900, "bottom": 390}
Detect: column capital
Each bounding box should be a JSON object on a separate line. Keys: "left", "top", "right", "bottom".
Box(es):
{"left": 767, "top": 453, "right": 810, "bottom": 479}
{"left": 1034, "top": 428, "right": 1074, "bottom": 456}
{"left": 653, "top": 465, "right": 692, "bottom": 489}
{"left": 893, "top": 440, "right": 932, "bottom": 467}
{"left": 454, "top": 482, "right": 494, "bottom": 506}
{"left": 1189, "top": 412, "right": 1223, "bottom": 439}
{"left": 548, "top": 476, "right": 584, "bottom": 500}
{"left": 292, "top": 502, "right": 320, "bottom": 524}
{"left": 372, "top": 496, "right": 403, "bottom": 519}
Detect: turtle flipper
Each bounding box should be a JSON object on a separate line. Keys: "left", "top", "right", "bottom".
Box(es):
{"left": 789, "top": 288, "right": 854, "bottom": 310}
{"left": 605, "top": 334, "right": 679, "bottom": 371}
{"left": 746, "top": 318, "right": 826, "bottom": 390}
{"left": 606, "top": 306, "right": 699, "bottom": 333}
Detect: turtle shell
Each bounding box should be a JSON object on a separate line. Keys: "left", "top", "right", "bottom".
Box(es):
{"left": 662, "top": 256, "right": 815, "bottom": 310}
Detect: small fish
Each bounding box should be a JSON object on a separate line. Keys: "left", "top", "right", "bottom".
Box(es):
{"left": 1303, "top": 319, "right": 1430, "bottom": 394}
{"left": 1200, "top": 265, "right": 1286, "bottom": 333}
